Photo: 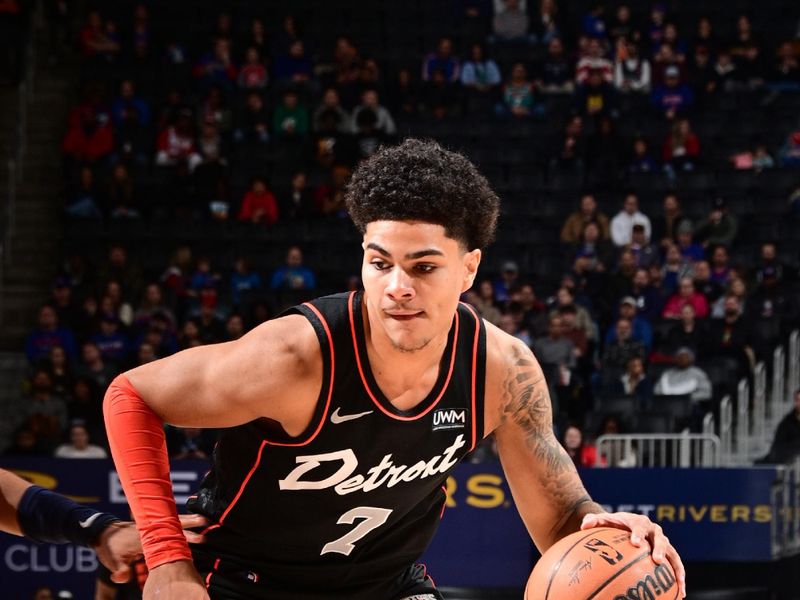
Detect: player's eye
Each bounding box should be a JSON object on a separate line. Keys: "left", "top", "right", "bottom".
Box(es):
{"left": 415, "top": 264, "right": 436, "bottom": 273}
{"left": 371, "top": 260, "right": 390, "bottom": 271}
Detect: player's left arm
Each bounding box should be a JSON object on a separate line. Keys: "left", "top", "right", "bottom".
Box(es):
{"left": 486, "top": 334, "right": 686, "bottom": 596}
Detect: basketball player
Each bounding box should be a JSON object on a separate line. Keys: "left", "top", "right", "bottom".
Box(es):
{"left": 0, "top": 468, "right": 206, "bottom": 583}
{"left": 104, "top": 139, "right": 686, "bottom": 599}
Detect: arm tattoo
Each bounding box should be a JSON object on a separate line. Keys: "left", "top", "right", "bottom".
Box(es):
{"left": 500, "top": 343, "right": 599, "bottom": 536}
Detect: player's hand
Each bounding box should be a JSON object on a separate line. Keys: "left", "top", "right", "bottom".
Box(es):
{"left": 144, "top": 559, "right": 210, "bottom": 599}
{"left": 581, "top": 512, "right": 686, "bottom": 598}
{"left": 94, "top": 514, "right": 209, "bottom": 584}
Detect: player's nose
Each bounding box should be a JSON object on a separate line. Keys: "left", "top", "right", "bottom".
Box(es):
{"left": 385, "top": 267, "right": 415, "bottom": 301}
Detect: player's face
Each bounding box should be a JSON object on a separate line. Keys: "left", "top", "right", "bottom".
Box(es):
{"left": 362, "top": 221, "right": 480, "bottom": 353}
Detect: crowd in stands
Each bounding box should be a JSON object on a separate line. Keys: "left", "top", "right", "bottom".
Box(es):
{"left": 7, "top": 0, "right": 800, "bottom": 467}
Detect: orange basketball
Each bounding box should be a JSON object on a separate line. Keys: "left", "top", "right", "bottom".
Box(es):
{"left": 525, "top": 527, "right": 679, "bottom": 600}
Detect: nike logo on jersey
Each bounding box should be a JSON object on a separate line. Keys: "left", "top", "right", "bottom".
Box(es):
{"left": 78, "top": 513, "right": 102, "bottom": 529}
{"left": 330, "top": 407, "right": 373, "bottom": 424}
{"left": 279, "top": 434, "right": 467, "bottom": 495}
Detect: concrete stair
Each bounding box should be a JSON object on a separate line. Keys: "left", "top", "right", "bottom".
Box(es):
{"left": 0, "top": 9, "right": 76, "bottom": 351}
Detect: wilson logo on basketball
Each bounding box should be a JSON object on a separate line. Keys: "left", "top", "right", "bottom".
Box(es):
{"left": 612, "top": 563, "right": 677, "bottom": 600}
{"left": 432, "top": 408, "right": 468, "bottom": 431}
{"left": 583, "top": 538, "right": 624, "bottom": 565}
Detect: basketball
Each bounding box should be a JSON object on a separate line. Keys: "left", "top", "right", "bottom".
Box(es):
{"left": 525, "top": 527, "right": 678, "bottom": 600}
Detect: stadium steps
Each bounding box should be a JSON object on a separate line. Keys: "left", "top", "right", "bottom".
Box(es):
{"left": 0, "top": 12, "right": 77, "bottom": 351}
{"left": 0, "top": 351, "right": 28, "bottom": 452}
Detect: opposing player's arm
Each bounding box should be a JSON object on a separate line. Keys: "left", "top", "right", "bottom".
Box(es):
{"left": 487, "top": 332, "right": 602, "bottom": 553}
{"left": 123, "top": 313, "right": 321, "bottom": 431}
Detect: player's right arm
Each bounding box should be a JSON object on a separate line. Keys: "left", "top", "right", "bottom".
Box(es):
{"left": 103, "top": 314, "right": 321, "bottom": 599}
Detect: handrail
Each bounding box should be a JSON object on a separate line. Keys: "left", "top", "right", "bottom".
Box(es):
{"left": 595, "top": 432, "right": 721, "bottom": 468}
{"left": 720, "top": 395, "right": 733, "bottom": 465}
{"left": 753, "top": 362, "right": 767, "bottom": 445}
{"left": 772, "top": 345, "right": 787, "bottom": 423}
{"left": 789, "top": 331, "right": 800, "bottom": 407}
{"left": 737, "top": 378, "right": 750, "bottom": 463}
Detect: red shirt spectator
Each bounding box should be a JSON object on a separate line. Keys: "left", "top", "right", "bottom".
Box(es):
{"left": 662, "top": 118, "right": 700, "bottom": 163}
{"left": 155, "top": 112, "right": 197, "bottom": 166}
{"left": 662, "top": 277, "right": 709, "bottom": 319}
{"left": 238, "top": 178, "right": 279, "bottom": 225}
{"left": 61, "top": 107, "right": 114, "bottom": 163}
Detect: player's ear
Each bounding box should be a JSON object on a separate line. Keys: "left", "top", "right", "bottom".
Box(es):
{"left": 461, "top": 249, "right": 481, "bottom": 293}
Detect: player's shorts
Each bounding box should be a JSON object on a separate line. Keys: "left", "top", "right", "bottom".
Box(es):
{"left": 193, "top": 552, "right": 444, "bottom": 600}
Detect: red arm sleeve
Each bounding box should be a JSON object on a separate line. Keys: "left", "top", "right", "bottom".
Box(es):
{"left": 103, "top": 374, "right": 192, "bottom": 569}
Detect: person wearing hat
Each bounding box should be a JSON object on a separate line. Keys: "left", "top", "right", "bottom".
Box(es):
{"left": 604, "top": 296, "right": 653, "bottom": 352}
{"left": 628, "top": 223, "right": 659, "bottom": 269}
{"left": 694, "top": 196, "right": 738, "bottom": 248}
{"left": 651, "top": 64, "right": 694, "bottom": 120}
{"left": 654, "top": 346, "right": 712, "bottom": 403}
{"left": 493, "top": 260, "right": 520, "bottom": 305}
{"left": 675, "top": 220, "right": 704, "bottom": 262}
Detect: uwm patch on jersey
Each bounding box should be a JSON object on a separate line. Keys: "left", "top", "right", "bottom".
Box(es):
{"left": 432, "top": 407, "right": 468, "bottom": 431}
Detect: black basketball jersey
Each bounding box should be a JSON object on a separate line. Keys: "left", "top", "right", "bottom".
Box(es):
{"left": 188, "top": 291, "right": 487, "bottom": 599}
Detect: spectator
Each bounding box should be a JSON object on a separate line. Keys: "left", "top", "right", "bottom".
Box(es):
{"left": 75, "top": 341, "right": 118, "bottom": 391}
{"left": 110, "top": 79, "right": 150, "bottom": 129}
{"left": 422, "top": 37, "right": 460, "bottom": 83}
{"left": 675, "top": 222, "right": 704, "bottom": 262}
{"left": 558, "top": 304, "right": 588, "bottom": 359}
{"left": 575, "top": 37, "right": 613, "bottom": 85}
{"left": 581, "top": 3, "right": 607, "bottom": 38}
{"left": 493, "top": 260, "right": 520, "bottom": 305}
{"left": 662, "top": 277, "right": 710, "bottom": 319}
{"left": 460, "top": 42, "right": 502, "bottom": 112}
{"left": 107, "top": 163, "right": 141, "bottom": 219}
{"left": 225, "top": 314, "right": 246, "bottom": 341}
{"left": 464, "top": 283, "right": 502, "bottom": 327}
{"left": 79, "top": 10, "right": 120, "bottom": 62}
{"left": 694, "top": 197, "right": 738, "bottom": 248}
{"left": 610, "top": 192, "right": 651, "bottom": 247}
{"left": 272, "top": 89, "right": 309, "bottom": 139}
{"left": 713, "top": 50, "right": 738, "bottom": 92}
{"left": 708, "top": 245, "right": 731, "bottom": 286}
{"left": 654, "top": 346, "right": 712, "bottom": 403}
{"left": 551, "top": 114, "right": 586, "bottom": 171}
{"left": 238, "top": 177, "right": 279, "bottom": 226}
{"left": 313, "top": 88, "right": 352, "bottom": 133}
{"left": 574, "top": 67, "right": 617, "bottom": 119}
{"left": 562, "top": 423, "right": 598, "bottom": 468}
{"left": 238, "top": 46, "right": 268, "bottom": 90}
{"left": 617, "top": 356, "right": 653, "bottom": 406}
{"left": 316, "top": 164, "right": 352, "bottom": 215}
{"left": 729, "top": 140, "right": 775, "bottom": 172}
{"left": 629, "top": 268, "right": 664, "bottom": 322}
{"left": 728, "top": 14, "right": 763, "bottom": 88}
{"left": 234, "top": 91, "right": 270, "bottom": 146}
{"left": 351, "top": 89, "right": 396, "bottom": 137}
{"left": 192, "top": 37, "right": 237, "bottom": 91}
{"left": 499, "top": 313, "right": 532, "bottom": 347}
{"left": 61, "top": 106, "right": 114, "bottom": 165}
{"left": 705, "top": 293, "right": 754, "bottom": 369}
{"left": 388, "top": 68, "right": 421, "bottom": 117}
{"left": 270, "top": 246, "right": 316, "bottom": 291}
{"left": 326, "top": 36, "right": 362, "bottom": 108}
{"left": 662, "top": 118, "right": 700, "bottom": 174}
{"left": 65, "top": 166, "right": 103, "bottom": 219}
{"left": 20, "top": 370, "right": 68, "bottom": 449}
{"left": 755, "top": 242, "right": 792, "bottom": 287}
{"left": 532, "top": 314, "right": 577, "bottom": 391}
{"left": 193, "top": 298, "right": 226, "bottom": 345}
{"left": 188, "top": 256, "right": 221, "bottom": 301}
{"left": 570, "top": 221, "right": 615, "bottom": 272}
{"left": 652, "top": 193, "right": 692, "bottom": 251}
{"left": 197, "top": 86, "right": 232, "bottom": 136}
{"left": 692, "top": 260, "right": 724, "bottom": 304}
{"left": 54, "top": 422, "right": 107, "bottom": 458}
{"left": 136, "top": 341, "right": 158, "bottom": 365}
{"left": 626, "top": 137, "right": 658, "bottom": 174}
{"left": 538, "top": 37, "right": 574, "bottom": 94}
{"left": 133, "top": 283, "right": 176, "bottom": 333}
{"left": 5, "top": 428, "right": 48, "bottom": 457}
{"left": 155, "top": 109, "right": 199, "bottom": 167}
{"left": 280, "top": 171, "right": 315, "bottom": 220}
{"left": 230, "top": 257, "right": 262, "bottom": 308}
{"left": 628, "top": 223, "right": 660, "bottom": 269}
{"left": 560, "top": 193, "right": 610, "bottom": 242}
{"left": 44, "top": 345, "right": 73, "bottom": 399}
{"left": 779, "top": 130, "right": 800, "bottom": 167}
{"left": 614, "top": 40, "right": 651, "bottom": 93}
{"left": 273, "top": 39, "right": 314, "bottom": 90}
{"left": 596, "top": 415, "right": 637, "bottom": 467}
{"left": 166, "top": 426, "right": 216, "bottom": 459}
{"left": 661, "top": 243, "right": 694, "bottom": 293}
{"left": 691, "top": 16, "right": 717, "bottom": 56}
{"left": 608, "top": 4, "right": 635, "bottom": 46}
{"left": 91, "top": 312, "right": 130, "bottom": 365}
{"left": 602, "top": 317, "right": 646, "bottom": 373}
{"left": 651, "top": 65, "right": 694, "bottom": 120}
{"left": 665, "top": 304, "right": 704, "bottom": 357}
{"left": 768, "top": 41, "right": 800, "bottom": 90}
{"left": 688, "top": 45, "right": 718, "bottom": 100}
{"left": 25, "top": 305, "right": 78, "bottom": 365}
{"left": 421, "top": 67, "right": 461, "bottom": 119}
{"left": 763, "top": 389, "right": 800, "bottom": 463}
{"left": 492, "top": 0, "right": 533, "bottom": 44}
{"left": 532, "top": 0, "right": 561, "bottom": 44}
{"left": 605, "top": 296, "right": 653, "bottom": 353}
{"left": 501, "top": 62, "right": 538, "bottom": 117}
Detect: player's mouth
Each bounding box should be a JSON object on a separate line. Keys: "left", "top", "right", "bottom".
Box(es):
{"left": 385, "top": 310, "right": 423, "bottom": 321}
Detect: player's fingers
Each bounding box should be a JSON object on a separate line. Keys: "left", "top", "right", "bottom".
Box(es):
{"left": 650, "top": 531, "right": 669, "bottom": 563}
{"left": 183, "top": 529, "right": 206, "bottom": 544}
{"left": 665, "top": 544, "right": 687, "bottom": 598}
{"left": 178, "top": 514, "right": 209, "bottom": 529}
{"left": 110, "top": 565, "right": 132, "bottom": 584}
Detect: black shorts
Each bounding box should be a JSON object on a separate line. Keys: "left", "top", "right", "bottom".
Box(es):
{"left": 193, "top": 552, "right": 444, "bottom": 600}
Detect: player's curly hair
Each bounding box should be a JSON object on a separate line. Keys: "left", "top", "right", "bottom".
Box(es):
{"left": 345, "top": 138, "right": 500, "bottom": 250}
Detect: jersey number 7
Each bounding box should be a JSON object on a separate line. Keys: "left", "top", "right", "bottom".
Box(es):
{"left": 321, "top": 506, "right": 393, "bottom": 556}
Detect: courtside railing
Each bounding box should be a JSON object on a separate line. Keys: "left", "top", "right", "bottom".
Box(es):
{"left": 595, "top": 432, "right": 720, "bottom": 468}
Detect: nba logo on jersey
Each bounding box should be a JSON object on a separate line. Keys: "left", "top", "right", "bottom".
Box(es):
{"left": 432, "top": 408, "right": 468, "bottom": 431}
